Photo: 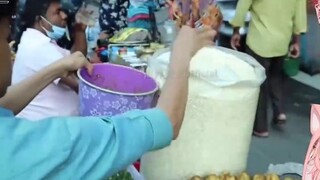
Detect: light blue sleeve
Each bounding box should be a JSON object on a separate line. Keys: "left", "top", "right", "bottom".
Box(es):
{"left": 0, "top": 108, "right": 173, "bottom": 179}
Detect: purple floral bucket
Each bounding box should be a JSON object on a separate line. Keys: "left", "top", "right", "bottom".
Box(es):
{"left": 77, "top": 63, "right": 158, "bottom": 116}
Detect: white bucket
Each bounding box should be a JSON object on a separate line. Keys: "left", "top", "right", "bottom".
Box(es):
{"left": 141, "top": 46, "right": 266, "bottom": 180}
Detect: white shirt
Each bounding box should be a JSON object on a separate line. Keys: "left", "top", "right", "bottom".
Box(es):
{"left": 12, "top": 28, "right": 79, "bottom": 120}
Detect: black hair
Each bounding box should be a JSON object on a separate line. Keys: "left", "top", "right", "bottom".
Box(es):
{"left": 0, "top": 0, "right": 18, "bottom": 20}
{"left": 13, "top": 0, "right": 59, "bottom": 51}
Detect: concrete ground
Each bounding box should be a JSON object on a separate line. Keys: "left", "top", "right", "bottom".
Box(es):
{"left": 246, "top": 71, "right": 320, "bottom": 176}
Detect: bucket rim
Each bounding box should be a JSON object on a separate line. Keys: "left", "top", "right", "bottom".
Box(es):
{"left": 77, "top": 63, "right": 159, "bottom": 96}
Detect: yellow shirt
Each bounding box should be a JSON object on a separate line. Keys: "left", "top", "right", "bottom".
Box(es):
{"left": 230, "top": 0, "right": 307, "bottom": 57}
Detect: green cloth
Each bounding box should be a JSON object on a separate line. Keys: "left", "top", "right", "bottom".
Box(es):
{"left": 230, "top": 0, "right": 307, "bottom": 58}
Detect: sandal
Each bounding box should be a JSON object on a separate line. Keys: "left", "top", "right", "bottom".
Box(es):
{"left": 272, "top": 114, "right": 287, "bottom": 125}
{"left": 253, "top": 131, "right": 269, "bottom": 138}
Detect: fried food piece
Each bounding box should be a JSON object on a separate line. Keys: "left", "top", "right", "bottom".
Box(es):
{"left": 226, "top": 175, "right": 236, "bottom": 180}
{"left": 204, "top": 174, "right": 219, "bottom": 180}
{"left": 200, "top": 4, "right": 223, "bottom": 30}
{"left": 265, "top": 174, "right": 280, "bottom": 180}
{"left": 253, "top": 174, "right": 266, "bottom": 180}
{"left": 190, "top": 175, "right": 203, "bottom": 180}
{"left": 238, "top": 172, "right": 251, "bottom": 180}
{"left": 220, "top": 173, "right": 232, "bottom": 180}
{"left": 283, "top": 178, "right": 294, "bottom": 180}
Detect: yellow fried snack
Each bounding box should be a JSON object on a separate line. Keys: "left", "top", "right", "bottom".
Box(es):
{"left": 283, "top": 177, "right": 294, "bottom": 180}
{"left": 226, "top": 175, "right": 236, "bottom": 180}
{"left": 190, "top": 175, "right": 203, "bottom": 180}
{"left": 200, "top": 4, "right": 223, "bottom": 30}
{"left": 253, "top": 174, "right": 266, "bottom": 180}
{"left": 238, "top": 172, "right": 251, "bottom": 180}
{"left": 204, "top": 174, "right": 219, "bottom": 180}
{"left": 265, "top": 174, "right": 280, "bottom": 180}
{"left": 220, "top": 173, "right": 232, "bottom": 180}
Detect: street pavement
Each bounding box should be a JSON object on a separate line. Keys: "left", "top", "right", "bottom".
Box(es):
{"left": 247, "top": 78, "right": 320, "bottom": 177}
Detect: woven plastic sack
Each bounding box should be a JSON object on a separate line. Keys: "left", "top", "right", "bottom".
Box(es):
{"left": 142, "top": 46, "right": 266, "bottom": 180}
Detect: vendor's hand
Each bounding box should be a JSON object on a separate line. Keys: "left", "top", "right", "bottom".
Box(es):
{"left": 171, "top": 26, "right": 217, "bottom": 68}
{"left": 56, "top": 52, "right": 93, "bottom": 77}
{"left": 73, "top": 20, "right": 87, "bottom": 32}
{"left": 231, "top": 32, "right": 241, "bottom": 50}
{"left": 99, "top": 32, "right": 109, "bottom": 40}
{"left": 75, "top": 7, "right": 93, "bottom": 30}
{"left": 288, "top": 42, "right": 300, "bottom": 58}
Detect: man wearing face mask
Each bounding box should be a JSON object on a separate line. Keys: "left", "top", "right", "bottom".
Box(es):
{"left": 11, "top": 0, "right": 87, "bottom": 120}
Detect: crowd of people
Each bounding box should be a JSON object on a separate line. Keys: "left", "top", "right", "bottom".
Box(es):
{"left": 0, "top": 0, "right": 309, "bottom": 178}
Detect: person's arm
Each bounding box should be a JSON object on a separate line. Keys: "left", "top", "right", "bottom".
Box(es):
{"left": 156, "top": 54, "right": 189, "bottom": 139}
{"left": 288, "top": 0, "right": 307, "bottom": 58}
{"left": 1, "top": 108, "right": 173, "bottom": 179}
{"left": 0, "top": 62, "right": 63, "bottom": 115}
{"left": 0, "top": 39, "right": 12, "bottom": 97}
{"left": 70, "top": 23, "right": 87, "bottom": 56}
{"left": 1, "top": 50, "right": 90, "bottom": 115}
{"left": 229, "top": 0, "right": 252, "bottom": 32}
{"left": 292, "top": 0, "right": 307, "bottom": 43}
{"left": 28, "top": 44, "right": 80, "bottom": 92}
{"left": 155, "top": 26, "right": 215, "bottom": 139}
{"left": 59, "top": 73, "right": 79, "bottom": 93}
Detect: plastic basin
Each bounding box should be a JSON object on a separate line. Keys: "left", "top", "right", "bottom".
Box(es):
{"left": 78, "top": 63, "right": 158, "bottom": 116}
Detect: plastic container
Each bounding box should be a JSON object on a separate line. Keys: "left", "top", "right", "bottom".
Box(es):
{"left": 77, "top": 63, "right": 158, "bottom": 116}
{"left": 283, "top": 57, "right": 300, "bottom": 77}
{"left": 158, "top": 20, "right": 178, "bottom": 45}
{"left": 76, "top": 0, "right": 100, "bottom": 27}
{"left": 141, "top": 47, "right": 266, "bottom": 180}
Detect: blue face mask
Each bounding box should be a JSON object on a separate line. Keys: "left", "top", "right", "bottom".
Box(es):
{"left": 40, "top": 16, "right": 66, "bottom": 40}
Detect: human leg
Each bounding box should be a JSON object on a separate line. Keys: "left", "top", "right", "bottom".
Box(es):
{"left": 269, "top": 56, "right": 286, "bottom": 124}
{"left": 246, "top": 46, "right": 271, "bottom": 136}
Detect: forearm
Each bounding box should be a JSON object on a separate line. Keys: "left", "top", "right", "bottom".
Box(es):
{"left": 0, "top": 63, "right": 63, "bottom": 115}
{"left": 233, "top": 27, "right": 240, "bottom": 35}
{"left": 292, "top": 34, "right": 300, "bottom": 44}
{"left": 71, "top": 29, "right": 87, "bottom": 56}
{"left": 156, "top": 54, "right": 190, "bottom": 139}
{"left": 60, "top": 74, "right": 79, "bottom": 93}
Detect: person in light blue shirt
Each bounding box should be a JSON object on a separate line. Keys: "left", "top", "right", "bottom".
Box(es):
{"left": 0, "top": 0, "right": 217, "bottom": 178}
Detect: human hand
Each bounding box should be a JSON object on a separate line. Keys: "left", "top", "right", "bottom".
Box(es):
{"left": 75, "top": 6, "right": 94, "bottom": 28}
{"left": 288, "top": 43, "right": 300, "bottom": 58}
{"left": 230, "top": 32, "right": 241, "bottom": 50}
{"left": 99, "top": 31, "right": 110, "bottom": 40}
{"left": 170, "top": 26, "right": 217, "bottom": 69}
{"left": 73, "top": 22, "right": 87, "bottom": 32}
{"left": 56, "top": 51, "right": 93, "bottom": 77}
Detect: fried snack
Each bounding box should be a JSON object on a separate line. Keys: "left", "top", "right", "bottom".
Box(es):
{"left": 238, "top": 172, "right": 251, "bottom": 180}
{"left": 204, "top": 174, "right": 219, "bottom": 180}
{"left": 220, "top": 173, "right": 232, "bottom": 180}
{"left": 190, "top": 175, "right": 203, "bottom": 180}
{"left": 191, "top": 0, "right": 200, "bottom": 21}
{"left": 265, "top": 174, "right": 280, "bottom": 180}
{"left": 200, "top": 4, "right": 223, "bottom": 30}
{"left": 226, "top": 175, "right": 236, "bottom": 180}
{"left": 283, "top": 178, "right": 294, "bottom": 180}
{"left": 253, "top": 174, "right": 266, "bottom": 180}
